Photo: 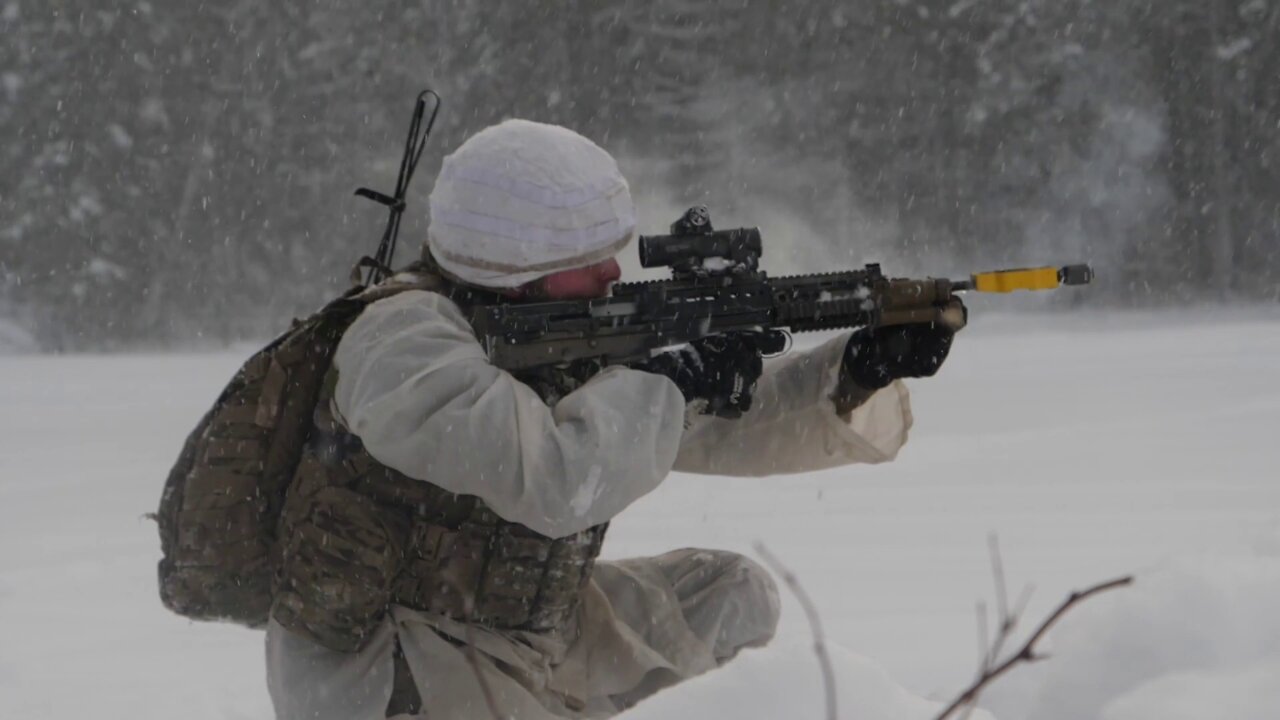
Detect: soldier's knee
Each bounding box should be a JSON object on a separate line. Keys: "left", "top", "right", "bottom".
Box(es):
{"left": 671, "top": 549, "right": 780, "bottom": 659}
{"left": 727, "top": 553, "right": 781, "bottom": 645}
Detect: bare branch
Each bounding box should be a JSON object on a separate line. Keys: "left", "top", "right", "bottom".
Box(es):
{"left": 960, "top": 535, "right": 1017, "bottom": 720}
{"left": 959, "top": 600, "right": 988, "bottom": 720}
{"left": 981, "top": 537, "right": 1016, "bottom": 678}
{"left": 755, "top": 542, "right": 837, "bottom": 720}
{"left": 933, "top": 575, "right": 1133, "bottom": 720}
{"left": 987, "top": 561, "right": 1015, "bottom": 665}
{"left": 974, "top": 600, "right": 989, "bottom": 670}
{"left": 988, "top": 534, "right": 1009, "bottom": 634}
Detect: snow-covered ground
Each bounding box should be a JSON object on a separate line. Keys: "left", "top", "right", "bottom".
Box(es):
{"left": 2, "top": 311, "right": 1278, "bottom": 719}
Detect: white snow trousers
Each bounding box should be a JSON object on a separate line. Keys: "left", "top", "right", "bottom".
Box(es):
{"left": 266, "top": 548, "right": 781, "bottom": 720}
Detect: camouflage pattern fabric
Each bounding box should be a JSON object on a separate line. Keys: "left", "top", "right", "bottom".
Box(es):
{"left": 154, "top": 275, "right": 443, "bottom": 628}
{"left": 270, "top": 362, "right": 608, "bottom": 652}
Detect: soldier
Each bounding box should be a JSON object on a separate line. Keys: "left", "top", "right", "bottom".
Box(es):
{"left": 265, "top": 119, "right": 961, "bottom": 719}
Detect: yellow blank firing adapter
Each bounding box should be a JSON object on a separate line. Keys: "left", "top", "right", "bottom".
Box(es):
{"left": 967, "top": 265, "right": 1094, "bottom": 293}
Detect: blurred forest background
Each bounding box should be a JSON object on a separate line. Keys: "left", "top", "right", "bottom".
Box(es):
{"left": 2, "top": 0, "right": 1278, "bottom": 350}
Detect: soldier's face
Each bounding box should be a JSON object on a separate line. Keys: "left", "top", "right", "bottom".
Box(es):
{"left": 533, "top": 258, "right": 622, "bottom": 300}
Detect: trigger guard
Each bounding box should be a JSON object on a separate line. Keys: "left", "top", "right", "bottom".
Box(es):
{"left": 758, "top": 329, "right": 791, "bottom": 358}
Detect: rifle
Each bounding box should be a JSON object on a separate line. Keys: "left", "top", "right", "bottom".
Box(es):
{"left": 352, "top": 90, "right": 441, "bottom": 287}
{"left": 469, "top": 206, "right": 1094, "bottom": 372}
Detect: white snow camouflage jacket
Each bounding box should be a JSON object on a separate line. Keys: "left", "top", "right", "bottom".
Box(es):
{"left": 266, "top": 287, "right": 914, "bottom": 719}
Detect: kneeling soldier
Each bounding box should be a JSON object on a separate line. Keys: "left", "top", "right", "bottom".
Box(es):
{"left": 266, "top": 119, "right": 959, "bottom": 719}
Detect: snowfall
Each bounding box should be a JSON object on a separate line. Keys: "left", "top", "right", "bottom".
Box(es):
{"left": 2, "top": 309, "right": 1278, "bottom": 719}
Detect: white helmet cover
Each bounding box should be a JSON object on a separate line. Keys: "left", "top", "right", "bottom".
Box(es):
{"left": 427, "top": 119, "right": 636, "bottom": 288}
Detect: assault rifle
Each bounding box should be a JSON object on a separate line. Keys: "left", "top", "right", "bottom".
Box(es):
{"left": 467, "top": 206, "right": 1093, "bottom": 372}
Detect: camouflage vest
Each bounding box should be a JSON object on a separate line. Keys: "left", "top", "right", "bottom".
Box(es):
{"left": 269, "top": 289, "right": 609, "bottom": 653}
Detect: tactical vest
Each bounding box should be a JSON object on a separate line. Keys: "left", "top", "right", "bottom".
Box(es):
{"left": 269, "top": 288, "right": 609, "bottom": 653}
{"left": 156, "top": 282, "right": 397, "bottom": 629}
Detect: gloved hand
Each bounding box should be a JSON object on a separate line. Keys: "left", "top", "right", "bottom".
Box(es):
{"left": 633, "top": 332, "right": 765, "bottom": 418}
{"left": 841, "top": 299, "right": 966, "bottom": 392}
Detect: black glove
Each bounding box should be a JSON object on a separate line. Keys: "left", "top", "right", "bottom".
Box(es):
{"left": 634, "top": 332, "right": 765, "bottom": 418}
{"left": 842, "top": 300, "right": 966, "bottom": 392}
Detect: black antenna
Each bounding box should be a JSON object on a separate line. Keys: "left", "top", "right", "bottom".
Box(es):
{"left": 354, "top": 89, "right": 442, "bottom": 287}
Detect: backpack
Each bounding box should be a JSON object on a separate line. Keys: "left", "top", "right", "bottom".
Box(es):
{"left": 154, "top": 277, "right": 439, "bottom": 627}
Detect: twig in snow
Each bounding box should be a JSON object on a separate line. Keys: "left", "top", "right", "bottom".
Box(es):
{"left": 933, "top": 574, "right": 1133, "bottom": 720}
{"left": 754, "top": 541, "right": 837, "bottom": 720}
{"left": 987, "top": 533, "right": 1010, "bottom": 652}
{"left": 959, "top": 534, "right": 1020, "bottom": 720}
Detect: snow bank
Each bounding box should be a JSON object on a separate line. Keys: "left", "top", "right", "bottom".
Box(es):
{"left": 620, "top": 640, "right": 996, "bottom": 720}
{"left": 621, "top": 546, "right": 1280, "bottom": 720}
{"left": 982, "top": 548, "right": 1280, "bottom": 720}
